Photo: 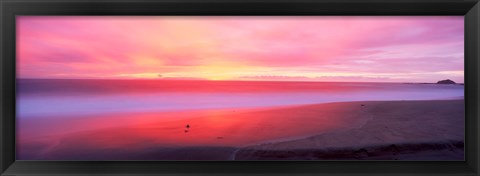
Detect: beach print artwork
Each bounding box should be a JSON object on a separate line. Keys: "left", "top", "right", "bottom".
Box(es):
{"left": 16, "top": 16, "right": 464, "bottom": 160}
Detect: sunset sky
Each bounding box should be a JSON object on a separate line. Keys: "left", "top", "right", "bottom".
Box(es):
{"left": 17, "top": 16, "right": 464, "bottom": 83}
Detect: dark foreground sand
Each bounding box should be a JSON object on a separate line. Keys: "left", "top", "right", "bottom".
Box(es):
{"left": 18, "top": 99, "right": 464, "bottom": 160}
{"left": 234, "top": 99, "right": 464, "bottom": 160}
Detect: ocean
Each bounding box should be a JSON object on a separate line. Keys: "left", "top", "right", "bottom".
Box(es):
{"left": 17, "top": 79, "right": 464, "bottom": 118}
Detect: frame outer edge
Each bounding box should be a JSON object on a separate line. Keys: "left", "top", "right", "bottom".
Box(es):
{"left": 476, "top": 2, "right": 480, "bottom": 174}
{"left": 1, "top": 0, "right": 16, "bottom": 175}
{"left": 474, "top": 2, "right": 479, "bottom": 174}
{"left": 466, "top": 1, "right": 480, "bottom": 174}
{"left": 1, "top": 0, "right": 480, "bottom": 176}
{"left": 0, "top": 0, "right": 4, "bottom": 174}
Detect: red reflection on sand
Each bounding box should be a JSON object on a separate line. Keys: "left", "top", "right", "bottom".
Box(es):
{"left": 17, "top": 102, "right": 370, "bottom": 159}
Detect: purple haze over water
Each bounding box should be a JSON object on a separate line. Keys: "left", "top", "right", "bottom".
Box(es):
{"left": 17, "top": 79, "right": 464, "bottom": 118}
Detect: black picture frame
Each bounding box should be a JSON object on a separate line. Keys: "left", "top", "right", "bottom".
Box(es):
{"left": 1, "top": 0, "right": 479, "bottom": 175}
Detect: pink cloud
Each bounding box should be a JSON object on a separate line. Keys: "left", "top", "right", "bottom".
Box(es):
{"left": 17, "top": 16, "right": 464, "bottom": 82}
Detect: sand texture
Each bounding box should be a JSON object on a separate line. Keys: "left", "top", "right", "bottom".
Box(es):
{"left": 235, "top": 100, "right": 464, "bottom": 160}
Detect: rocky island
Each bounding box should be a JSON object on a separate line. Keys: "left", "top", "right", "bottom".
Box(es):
{"left": 437, "top": 79, "right": 456, "bottom": 84}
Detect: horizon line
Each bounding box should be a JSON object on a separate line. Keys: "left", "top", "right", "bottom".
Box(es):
{"left": 16, "top": 78, "right": 465, "bottom": 84}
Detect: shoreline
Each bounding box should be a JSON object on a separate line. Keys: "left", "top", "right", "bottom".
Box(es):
{"left": 234, "top": 99, "right": 464, "bottom": 160}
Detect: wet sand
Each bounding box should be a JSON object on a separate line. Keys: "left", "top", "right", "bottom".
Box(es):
{"left": 17, "top": 99, "right": 464, "bottom": 160}
{"left": 235, "top": 100, "right": 464, "bottom": 160}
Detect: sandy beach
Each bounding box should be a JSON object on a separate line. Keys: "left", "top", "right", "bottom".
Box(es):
{"left": 17, "top": 99, "right": 464, "bottom": 160}
{"left": 235, "top": 99, "right": 464, "bottom": 160}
